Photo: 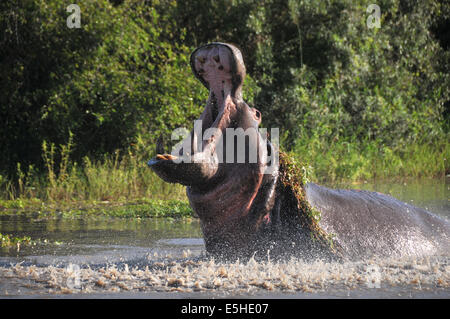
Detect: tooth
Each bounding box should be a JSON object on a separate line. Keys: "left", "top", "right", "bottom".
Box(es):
{"left": 164, "top": 154, "right": 178, "bottom": 161}
{"left": 156, "top": 135, "right": 165, "bottom": 154}
{"left": 156, "top": 154, "right": 178, "bottom": 161}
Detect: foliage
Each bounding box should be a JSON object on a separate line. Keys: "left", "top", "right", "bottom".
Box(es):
{"left": 0, "top": 232, "right": 63, "bottom": 250}
{"left": 0, "top": 0, "right": 448, "bottom": 200}
{"left": 0, "top": 0, "right": 206, "bottom": 174}
{"left": 0, "top": 232, "right": 32, "bottom": 248}
{"left": 0, "top": 137, "right": 186, "bottom": 202}
{"left": 293, "top": 133, "right": 449, "bottom": 182}
{"left": 173, "top": 0, "right": 449, "bottom": 148}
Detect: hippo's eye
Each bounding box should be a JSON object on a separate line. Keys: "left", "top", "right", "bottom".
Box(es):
{"left": 254, "top": 109, "right": 261, "bottom": 119}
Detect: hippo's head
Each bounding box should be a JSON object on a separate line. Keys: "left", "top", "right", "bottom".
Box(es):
{"left": 148, "top": 43, "right": 279, "bottom": 258}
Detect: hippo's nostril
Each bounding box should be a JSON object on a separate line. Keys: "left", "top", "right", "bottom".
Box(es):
{"left": 218, "top": 65, "right": 223, "bottom": 70}
{"left": 213, "top": 55, "right": 220, "bottom": 62}
{"left": 197, "top": 56, "right": 206, "bottom": 63}
{"left": 198, "top": 68, "right": 205, "bottom": 74}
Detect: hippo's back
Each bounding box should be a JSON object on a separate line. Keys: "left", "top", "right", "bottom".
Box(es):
{"left": 305, "top": 183, "right": 450, "bottom": 259}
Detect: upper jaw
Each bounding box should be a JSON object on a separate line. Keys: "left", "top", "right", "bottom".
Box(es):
{"left": 147, "top": 151, "right": 219, "bottom": 186}
{"left": 148, "top": 43, "right": 248, "bottom": 185}
{"left": 190, "top": 42, "right": 246, "bottom": 100}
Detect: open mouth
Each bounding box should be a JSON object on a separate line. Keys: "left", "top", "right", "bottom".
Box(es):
{"left": 210, "top": 94, "right": 219, "bottom": 124}
{"left": 148, "top": 43, "right": 278, "bottom": 182}
{"left": 192, "top": 43, "right": 239, "bottom": 130}
{"left": 149, "top": 43, "right": 246, "bottom": 165}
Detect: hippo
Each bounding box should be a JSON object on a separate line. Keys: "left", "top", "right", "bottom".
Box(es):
{"left": 148, "top": 42, "right": 450, "bottom": 261}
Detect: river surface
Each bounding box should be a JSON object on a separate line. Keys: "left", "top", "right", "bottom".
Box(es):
{"left": 0, "top": 179, "right": 449, "bottom": 298}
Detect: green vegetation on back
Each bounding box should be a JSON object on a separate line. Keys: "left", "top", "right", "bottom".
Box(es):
{"left": 279, "top": 151, "right": 342, "bottom": 255}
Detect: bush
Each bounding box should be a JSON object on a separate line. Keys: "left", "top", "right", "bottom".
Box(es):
{"left": 0, "top": 0, "right": 206, "bottom": 175}
{"left": 0, "top": 0, "right": 448, "bottom": 190}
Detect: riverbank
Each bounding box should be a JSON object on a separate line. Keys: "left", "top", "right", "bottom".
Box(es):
{"left": 0, "top": 198, "right": 193, "bottom": 219}
{"left": 0, "top": 176, "right": 447, "bottom": 221}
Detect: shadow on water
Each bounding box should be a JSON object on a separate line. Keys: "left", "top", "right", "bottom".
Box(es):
{"left": 0, "top": 178, "right": 448, "bottom": 298}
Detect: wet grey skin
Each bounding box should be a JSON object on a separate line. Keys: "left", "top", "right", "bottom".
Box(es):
{"left": 148, "top": 43, "right": 450, "bottom": 261}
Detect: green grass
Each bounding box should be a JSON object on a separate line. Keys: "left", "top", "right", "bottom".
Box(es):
{"left": 0, "top": 232, "right": 64, "bottom": 250}
{"left": 293, "top": 135, "right": 449, "bottom": 183}
{"left": 0, "top": 233, "right": 33, "bottom": 248}
{"left": 0, "top": 198, "right": 193, "bottom": 219}
{"left": 0, "top": 137, "right": 191, "bottom": 218}
{"left": 54, "top": 199, "right": 193, "bottom": 219}
{"left": 38, "top": 136, "right": 187, "bottom": 203}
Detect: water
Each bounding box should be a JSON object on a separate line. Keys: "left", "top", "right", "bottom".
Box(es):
{"left": 0, "top": 217, "right": 204, "bottom": 263}
{"left": 0, "top": 179, "right": 448, "bottom": 298}
{"left": 334, "top": 178, "right": 449, "bottom": 220}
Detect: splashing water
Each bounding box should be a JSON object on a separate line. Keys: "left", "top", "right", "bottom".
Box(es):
{"left": 0, "top": 178, "right": 448, "bottom": 297}
{"left": 1, "top": 251, "right": 449, "bottom": 297}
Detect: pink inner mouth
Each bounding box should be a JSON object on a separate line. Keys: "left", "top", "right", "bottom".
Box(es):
{"left": 195, "top": 46, "right": 236, "bottom": 113}
{"left": 192, "top": 44, "right": 238, "bottom": 153}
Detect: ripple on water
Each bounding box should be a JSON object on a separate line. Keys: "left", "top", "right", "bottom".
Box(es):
{"left": 156, "top": 238, "right": 205, "bottom": 246}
